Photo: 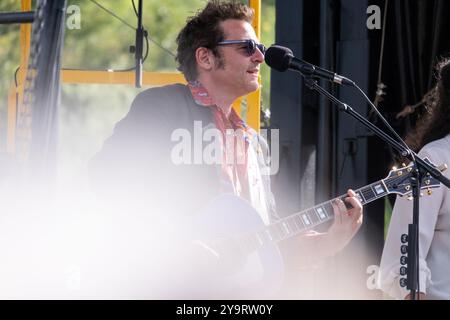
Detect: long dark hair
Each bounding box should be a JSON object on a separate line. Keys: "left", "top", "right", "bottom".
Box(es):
{"left": 405, "top": 58, "right": 450, "bottom": 153}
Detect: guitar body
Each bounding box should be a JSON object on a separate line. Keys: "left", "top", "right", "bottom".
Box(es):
{"left": 189, "top": 194, "right": 284, "bottom": 299}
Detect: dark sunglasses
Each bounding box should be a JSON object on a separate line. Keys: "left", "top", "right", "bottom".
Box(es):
{"left": 216, "top": 39, "right": 266, "bottom": 56}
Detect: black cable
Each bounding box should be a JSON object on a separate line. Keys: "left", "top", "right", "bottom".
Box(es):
{"left": 62, "top": 28, "right": 148, "bottom": 72}
{"left": 14, "top": 66, "right": 20, "bottom": 87}
{"left": 90, "top": 0, "right": 135, "bottom": 30}
{"left": 144, "top": 31, "right": 149, "bottom": 61}
{"left": 354, "top": 83, "right": 413, "bottom": 156}
{"left": 92, "top": 0, "right": 175, "bottom": 57}
{"left": 147, "top": 34, "right": 176, "bottom": 58}
{"left": 82, "top": 0, "right": 175, "bottom": 73}
{"left": 377, "top": 0, "right": 389, "bottom": 84}
{"left": 13, "top": 66, "right": 20, "bottom": 126}
{"left": 132, "top": 0, "right": 139, "bottom": 17}
{"left": 131, "top": 0, "right": 175, "bottom": 58}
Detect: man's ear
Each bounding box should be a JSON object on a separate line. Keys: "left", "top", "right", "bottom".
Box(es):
{"left": 195, "top": 47, "right": 214, "bottom": 72}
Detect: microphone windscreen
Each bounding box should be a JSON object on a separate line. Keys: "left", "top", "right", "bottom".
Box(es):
{"left": 265, "top": 45, "right": 293, "bottom": 72}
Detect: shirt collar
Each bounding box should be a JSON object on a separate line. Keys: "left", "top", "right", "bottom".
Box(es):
{"left": 187, "top": 80, "right": 214, "bottom": 107}
{"left": 187, "top": 80, "right": 248, "bottom": 132}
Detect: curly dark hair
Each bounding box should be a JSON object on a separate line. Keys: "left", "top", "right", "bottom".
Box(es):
{"left": 175, "top": 1, "right": 254, "bottom": 82}
{"left": 405, "top": 58, "right": 450, "bottom": 153}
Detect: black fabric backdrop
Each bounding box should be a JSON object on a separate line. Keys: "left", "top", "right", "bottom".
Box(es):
{"left": 375, "top": 0, "right": 450, "bottom": 138}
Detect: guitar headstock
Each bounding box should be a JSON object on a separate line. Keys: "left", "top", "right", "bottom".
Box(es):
{"left": 383, "top": 158, "right": 444, "bottom": 197}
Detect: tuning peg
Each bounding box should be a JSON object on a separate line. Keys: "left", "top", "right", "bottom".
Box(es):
{"left": 407, "top": 196, "right": 413, "bottom": 201}
{"left": 400, "top": 278, "right": 407, "bottom": 287}
{"left": 420, "top": 192, "right": 424, "bottom": 197}
{"left": 401, "top": 245, "right": 408, "bottom": 254}
{"left": 427, "top": 189, "right": 433, "bottom": 196}
{"left": 400, "top": 256, "right": 407, "bottom": 265}
{"left": 400, "top": 266, "right": 407, "bottom": 276}
{"left": 438, "top": 164, "right": 448, "bottom": 172}
{"left": 401, "top": 234, "right": 408, "bottom": 243}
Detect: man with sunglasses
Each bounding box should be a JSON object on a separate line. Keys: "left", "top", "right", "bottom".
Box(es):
{"left": 90, "top": 1, "right": 363, "bottom": 298}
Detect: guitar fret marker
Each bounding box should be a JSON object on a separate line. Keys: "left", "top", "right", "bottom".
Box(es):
{"left": 316, "top": 207, "right": 327, "bottom": 220}
{"left": 374, "top": 184, "right": 385, "bottom": 195}
{"left": 313, "top": 210, "right": 321, "bottom": 222}
{"left": 301, "top": 214, "right": 311, "bottom": 226}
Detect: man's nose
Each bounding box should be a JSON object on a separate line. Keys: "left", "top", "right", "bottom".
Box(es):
{"left": 252, "top": 47, "right": 264, "bottom": 63}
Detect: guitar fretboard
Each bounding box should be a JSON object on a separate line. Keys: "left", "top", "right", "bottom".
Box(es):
{"left": 239, "top": 180, "right": 389, "bottom": 253}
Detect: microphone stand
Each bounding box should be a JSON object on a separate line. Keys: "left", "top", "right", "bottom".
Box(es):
{"left": 302, "top": 75, "right": 450, "bottom": 299}
{"left": 134, "top": 0, "right": 144, "bottom": 88}
{"left": 408, "top": 169, "right": 421, "bottom": 300}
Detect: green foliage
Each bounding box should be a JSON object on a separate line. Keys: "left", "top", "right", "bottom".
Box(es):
{"left": 62, "top": 0, "right": 274, "bottom": 85}
{"left": 0, "top": 1, "right": 21, "bottom": 115}
{"left": 384, "top": 197, "right": 393, "bottom": 240}
{"left": 0, "top": 1, "right": 21, "bottom": 150}
{"left": 63, "top": 0, "right": 204, "bottom": 71}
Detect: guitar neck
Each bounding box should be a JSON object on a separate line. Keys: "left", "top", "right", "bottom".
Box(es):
{"left": 240, "top": 179, "right": 389, "bottom": 252}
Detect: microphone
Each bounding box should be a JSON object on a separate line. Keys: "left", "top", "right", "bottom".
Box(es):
{"left": 265, "top": 45, "right": 354, "bottom": 86}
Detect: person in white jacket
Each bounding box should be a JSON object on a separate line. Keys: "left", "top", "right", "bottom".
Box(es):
{"left": 378, "top": 58, "right": 450, "bottom": 300}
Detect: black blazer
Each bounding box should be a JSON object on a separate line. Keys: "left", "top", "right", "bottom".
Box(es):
{"left": 89, "top": 83, "right": 222, "bottom": 218}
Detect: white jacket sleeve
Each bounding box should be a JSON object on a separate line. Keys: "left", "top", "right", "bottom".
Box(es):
{"left": 378, "top": 147, "right": 444, "bottom": 299}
